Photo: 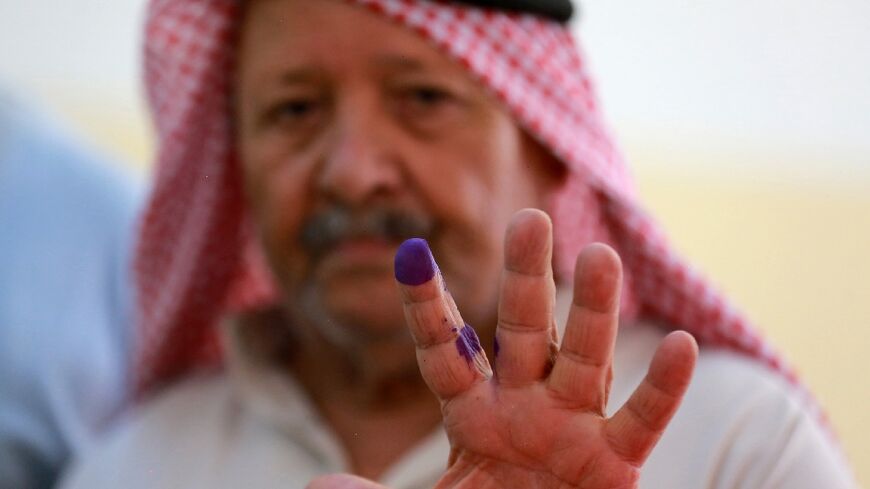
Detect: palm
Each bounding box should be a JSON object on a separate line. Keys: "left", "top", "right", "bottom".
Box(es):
{"left": 308, "top": 210, "right": 697, "bottom": 489}
{"left": 439, "top": 386, "right": 635, "bottom": 488}
{"left": 397, "top": 209, "right": 697, "bottom": 489}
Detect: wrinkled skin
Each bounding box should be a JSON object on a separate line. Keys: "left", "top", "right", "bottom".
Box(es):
{"left": 235, "top": 0, "right": 561, "bottom": 348}
{"left": 309, "top": 210, "right": 698, "bottom": 489}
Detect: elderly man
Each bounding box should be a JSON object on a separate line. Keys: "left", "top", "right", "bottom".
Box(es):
{"left": 62, "top": 0, "right": 854, "bottom": 488}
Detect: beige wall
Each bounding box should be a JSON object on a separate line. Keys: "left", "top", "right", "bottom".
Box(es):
{"left": 632, "top": 147, "right": 870, "bottom": 484}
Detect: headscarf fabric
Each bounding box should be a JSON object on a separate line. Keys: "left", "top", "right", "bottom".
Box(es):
{"left": 136, "top": 0, "right": 822, "bottom": 433}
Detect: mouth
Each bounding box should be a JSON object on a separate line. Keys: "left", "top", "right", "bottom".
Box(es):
{"left": 314, "top": 236, "right": 401, "bottom": 277}
{"left": 331, "top": 236, "right": 397, "bottom": 260}
{"left": 298, "top": 205, "right": 436, "bottom": 276}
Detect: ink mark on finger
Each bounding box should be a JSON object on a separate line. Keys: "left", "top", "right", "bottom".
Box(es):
{"left": 456, "top": 323, "right": 483, "bottom": 363}
{"left": 394, "top": 238, "right": 436, "bottom": 286}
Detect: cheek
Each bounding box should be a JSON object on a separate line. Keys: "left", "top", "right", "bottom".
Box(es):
{"left": 413, "top": 162, "right": 515, "bottom": 321}
{"left": 242, "top": 151, "right": 313, "bottom": 283}
{"left": 435, "top": 138, "right": 546, "bottom": 315}
{"left": 411, "top": 144, "right": 506, "bottom": 227}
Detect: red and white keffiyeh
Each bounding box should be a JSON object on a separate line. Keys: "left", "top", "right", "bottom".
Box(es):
{"left": 135, "top": 0, "right": 826, "bottom": 434}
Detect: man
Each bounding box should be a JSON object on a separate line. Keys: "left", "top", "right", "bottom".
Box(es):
{"left": 62, "top": 0, "right": 854, "bottom": 487}
{"left": 0, "top": 88, "right": 141, "bottom": 488}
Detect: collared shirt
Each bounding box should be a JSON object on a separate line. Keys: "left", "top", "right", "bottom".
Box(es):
{"left": 61, "top": 291, "right": 856, "bottom": 488}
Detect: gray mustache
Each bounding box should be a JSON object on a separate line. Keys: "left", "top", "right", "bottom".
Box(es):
{"left": 300, "top": 207, "right": 434, "bottom": 258}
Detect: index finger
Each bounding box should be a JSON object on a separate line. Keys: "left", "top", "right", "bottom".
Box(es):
{"left": 395, "top": 239, "right": 491, "bottom": 401}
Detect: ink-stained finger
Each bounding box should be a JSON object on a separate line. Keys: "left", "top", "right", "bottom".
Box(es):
{"left": 494, "top": 209, "right": 559, "bottom": 386}
{"left": 395, "top": 239, "right": 461, "bottom": 347}
{"left": 605, "top": 331, "right": 698, "bottom": 465}
{"left": 395, "top": 239, "right": 491, "bottom": 401}
{"left": 547, "top": 243, "right": 622, "bottom": 414}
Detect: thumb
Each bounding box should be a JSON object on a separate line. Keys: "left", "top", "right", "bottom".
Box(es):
{"left": 306, "top": 474, "right": 391, "bottom": 489}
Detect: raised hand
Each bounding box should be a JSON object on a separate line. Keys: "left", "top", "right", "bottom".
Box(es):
{"left": 307, "top": 209, "right": 698, "bottom": 489}
{"left": 393, "top": 209, "right": 697, "bottom": 489}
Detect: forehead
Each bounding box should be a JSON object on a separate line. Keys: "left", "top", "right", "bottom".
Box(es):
{"left": 239, "top": 0, "right": 473, "bottom": 82}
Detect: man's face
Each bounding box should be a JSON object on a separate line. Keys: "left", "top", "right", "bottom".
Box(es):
{"left": 236, "top": 0, "right": 561, "bottom": 345}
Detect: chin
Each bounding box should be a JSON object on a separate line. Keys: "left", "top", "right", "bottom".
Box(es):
{"left": 295, "top": 274, "right": 409, "bottom": 346}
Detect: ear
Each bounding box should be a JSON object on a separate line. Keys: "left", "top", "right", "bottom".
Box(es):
{"left": 520, "top": 130, "right": 569, "bottom": 203}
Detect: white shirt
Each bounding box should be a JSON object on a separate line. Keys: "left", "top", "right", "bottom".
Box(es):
{"left": 60, "top": 292, "right": 856, "bottom": 488}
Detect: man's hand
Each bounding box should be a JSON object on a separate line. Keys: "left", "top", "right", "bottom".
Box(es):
{"left": 310, "top": 209, "right": 698, "bottom": 489}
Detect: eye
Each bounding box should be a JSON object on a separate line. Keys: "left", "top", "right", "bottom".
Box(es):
{"left": 403, "top": 86, "right": 453, "bottom": 109}
{"left": 279, "top": 98, "right": 317, "bottom": 119}
{"left": 390, "top": 81, "right": 468, "bottom": 133}
{"left": 265, "top": 97, "right": 322, "bottom": 127}
{"left": 409, "top": 86, "right": 451, "bottom": 106}
{"left": 393, "top": 83, "right": 464, "bottom": 126}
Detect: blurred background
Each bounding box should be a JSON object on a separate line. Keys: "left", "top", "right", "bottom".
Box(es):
{"left": 1, "top": 0, "right": 867, "bottom": 484}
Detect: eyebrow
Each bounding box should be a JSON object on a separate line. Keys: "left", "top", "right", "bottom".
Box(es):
{"left": 273, "top": 54, "right": 435, "bottom": 86}
{"left": 278, "top": 68, "right": 324, "bottom": 85}
{"left": 371, "top": 54, "right": 429, "bottom": 72}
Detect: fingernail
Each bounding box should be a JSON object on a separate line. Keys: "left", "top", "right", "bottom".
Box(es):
{"left": 395, "top": 238, "right": 436, "bottom": 285}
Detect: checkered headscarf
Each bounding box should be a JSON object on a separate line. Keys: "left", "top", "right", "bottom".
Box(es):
{"left": 136, "top": 0, "right": 823, "bottom": 435}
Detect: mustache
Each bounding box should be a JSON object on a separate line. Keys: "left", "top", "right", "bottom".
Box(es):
{"left": 299, "top": 206, "right": 434, "bottom": 258}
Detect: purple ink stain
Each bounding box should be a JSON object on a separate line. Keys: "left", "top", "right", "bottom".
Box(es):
{"left": 394, "top": 238, "right": 436, "bottom": 286}
{"left": 456, "top": 322, "right": 483, "bottom": 363}
{"left": 493, "top": 336, "right": 500, "bottom": 358}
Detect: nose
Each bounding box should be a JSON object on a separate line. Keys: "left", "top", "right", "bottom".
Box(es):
{"left": 316, "top": 102, "right": 403, "bottom": 207}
